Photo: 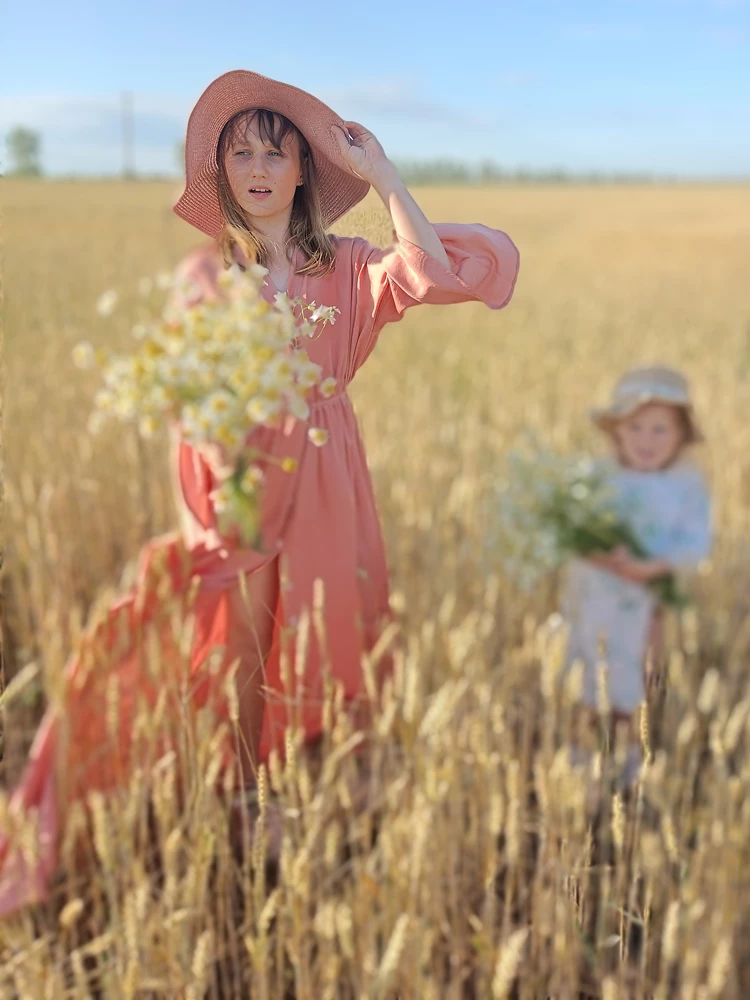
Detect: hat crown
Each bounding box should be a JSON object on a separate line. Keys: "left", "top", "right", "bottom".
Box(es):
{"left": 590, "top": 364, "right": 703, "bottom": 444}
{"left": 183, "top": 71, "right": 305, "bottom": 182}
{"left": 613, "top": 366, "right": 691, "bottom": 406}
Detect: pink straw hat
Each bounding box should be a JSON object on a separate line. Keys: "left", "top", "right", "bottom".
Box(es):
{"left": 174, "top": 70, "right": 371, "bottom": 238}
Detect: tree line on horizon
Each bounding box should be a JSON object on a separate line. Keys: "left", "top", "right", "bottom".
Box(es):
{"left": 2, "top": 127, "right": 741, "bottom": 186}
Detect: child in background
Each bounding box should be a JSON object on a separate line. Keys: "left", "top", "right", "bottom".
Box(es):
{"left": 562, "top": 366, "right": 711, "bottom": 782}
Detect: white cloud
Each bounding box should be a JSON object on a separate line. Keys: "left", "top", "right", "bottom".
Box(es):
{"left": 320, "top": 77, "right": 497, "bottom": 130}
{"left": 0, "top": 81, "right": 501, "bottom": 175}
{"left": 4, "top": 79, "right": 743, "bottom": 179}
{"left": 0, "top": 93, "right": 190, "bottom": 133}
{"left": 0, "top": 93, "right": 190, "bottom": 174}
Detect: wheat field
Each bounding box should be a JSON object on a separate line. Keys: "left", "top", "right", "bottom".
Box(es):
{"left": 2, "top": 180, "right": 750, "bottom": 998}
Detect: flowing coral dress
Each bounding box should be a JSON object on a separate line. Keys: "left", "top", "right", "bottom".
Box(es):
{"left": 0, "top": 224, "right": 519, "bottom": 914}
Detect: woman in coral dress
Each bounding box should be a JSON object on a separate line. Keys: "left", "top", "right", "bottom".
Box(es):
{"left": 0, "top": 69, "right": 520, "bottom": 914}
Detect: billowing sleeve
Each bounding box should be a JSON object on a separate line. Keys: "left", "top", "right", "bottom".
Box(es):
{"left": 169, "top": 243, "right": 223, "bottom": 308}
{"left": 664, "top": 469, "right": 712, "bottom": 573}
{"left": 348, "top": 223, "right": 520, "bottom": 373}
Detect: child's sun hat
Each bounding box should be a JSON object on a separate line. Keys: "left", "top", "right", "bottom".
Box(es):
{"left": 590, "top": 365, "right": 703, "bottom": 442}
{"left": 174, "top": 70, "right": 370, "bottom": 238}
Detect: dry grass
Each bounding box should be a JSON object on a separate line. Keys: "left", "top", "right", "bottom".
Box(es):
{"left": 2, "top": 180, "right": 750, "bottom": 998}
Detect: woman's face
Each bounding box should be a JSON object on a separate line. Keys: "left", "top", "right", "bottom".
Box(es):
{"left": 223, "top": 115, "right": 303, "bottom": 225}
{"left": 614, "top": 403, "right": 686, "bottom": 471}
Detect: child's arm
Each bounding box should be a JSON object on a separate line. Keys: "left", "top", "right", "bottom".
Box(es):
{"left": 590, "top": 471, "right": 712, "bottom": 584}
{"left": 591, "top": 548, "right": 673, "bottom": 583}
{"left": 332, "top": 121, "right": 450, "bottom": 267}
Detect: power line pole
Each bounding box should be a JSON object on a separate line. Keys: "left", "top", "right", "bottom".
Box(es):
{"left": 121, "top": 91, "right": 135, "bottom": 179}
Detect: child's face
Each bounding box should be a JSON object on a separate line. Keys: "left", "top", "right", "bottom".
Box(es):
{"left": 614, "top": 403, "right": 686, "bottom": 472}
{"left": 223, "top": 118, "right": 303, "bottom": 225}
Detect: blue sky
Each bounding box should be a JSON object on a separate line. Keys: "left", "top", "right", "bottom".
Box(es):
{"left": 3, "top": 0, "right": 749, "bottom": 177}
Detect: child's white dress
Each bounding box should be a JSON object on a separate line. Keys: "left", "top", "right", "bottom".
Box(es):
{"left": 562, "top": 459, "right": 711, "bottom": 712}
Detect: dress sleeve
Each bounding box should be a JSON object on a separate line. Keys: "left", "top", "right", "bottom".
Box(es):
{"left": 348, "top": 223, "right": 520, "bottom": 373}
{"left": 169, "top": 243, "right": 223, "bottom": 309}
{"left": 664, "top": 469, "right": 712, "bottom": 572}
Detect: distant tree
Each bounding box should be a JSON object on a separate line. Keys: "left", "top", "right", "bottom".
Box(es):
{"left": 394, "top": 158, "right": 472, "bottom": 185}
{"left": 6, "top": 126, "right": 43, "bottom": 177}
{"left": 175, "top": 139, "right": 185, "bottom": 173}
{"left": 479, "top": 160, "right": 507, "bottom": 183}
{"left": 384, "top": 157, "right": 662, "bottom": 187}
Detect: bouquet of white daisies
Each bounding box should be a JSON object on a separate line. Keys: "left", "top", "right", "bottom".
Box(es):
{"left": 74, "top": 262, "right": 339, "bottom": 547}
{"left": 494, "top": 443, "right": 686, "bottom": 607}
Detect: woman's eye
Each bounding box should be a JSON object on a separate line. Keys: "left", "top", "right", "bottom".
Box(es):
{"left": 268, "top": 150, "right": 281, "bottom": 157}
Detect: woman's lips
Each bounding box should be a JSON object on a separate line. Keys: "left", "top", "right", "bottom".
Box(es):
{"left": 248, "top": 188, "right": 272, "bottom": 201}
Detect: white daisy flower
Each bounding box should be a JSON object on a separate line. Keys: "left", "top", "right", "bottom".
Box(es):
{"left": 308, "top": 427, "right": 329, "bottom": 447}
{"left": 287, "top": 395, "right": 311, "bottom": 421}
{"left": 72, "top": 342, "right": 95, "bottom": 370}
{"left": 96, "top": 290, "right": 118, "bottom": 317}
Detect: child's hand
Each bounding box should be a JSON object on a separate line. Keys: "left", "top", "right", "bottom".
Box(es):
{"left": 331, "top": 121, "right": 392, "bottom": 184}
{"left": 609, "top": 550, "right": 653, "bottom": 583}
{"left": 589, "top": 547, "right": 668, "bottom": 584}
{"left": 588, "top": 545, "right": 629, "bottom": 574}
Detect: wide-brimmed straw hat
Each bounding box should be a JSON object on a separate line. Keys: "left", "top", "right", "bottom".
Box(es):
{"left": 590, "top": 365, "right": 704, "bottom": 443}
{"left": 174, "top": 70, "right": 370, "bottom": 237}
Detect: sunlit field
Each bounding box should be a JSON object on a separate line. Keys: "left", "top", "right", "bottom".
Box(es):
{"left": 2, "top": 180, "right": 750, "bottom": 997}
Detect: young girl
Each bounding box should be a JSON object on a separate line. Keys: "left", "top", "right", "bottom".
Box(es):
{"left": 562, "top": 366, "right": 711, "bottom": 776}
{"left": 0, "top": 69, "right": 519, "bottom": 913}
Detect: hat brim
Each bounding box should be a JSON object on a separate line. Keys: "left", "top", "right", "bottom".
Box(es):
{"left": 174, "top": 70, "right": 371, "bottom": 237}
{"left": 590, "top": 394, "right": 704, "bottom": 444}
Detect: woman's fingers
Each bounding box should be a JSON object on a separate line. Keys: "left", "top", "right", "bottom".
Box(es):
{"left": 330, "top": 123, "right": 352, "bottom": 153}
{"left": 331, "top": 123, "right": 369, "bottom": 178}
{"left": 342, "top": 120, "right": 369, "bottom": 137}
{"left": 342, "top": 121, "right": 377, "bottom": 148}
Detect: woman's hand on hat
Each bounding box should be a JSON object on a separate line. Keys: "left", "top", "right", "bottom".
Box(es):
{"left": 331, "top": 120, "right": 392, "bottom": 184}
{"left": 333, "top": 118, "right": 450, "bottom": 267}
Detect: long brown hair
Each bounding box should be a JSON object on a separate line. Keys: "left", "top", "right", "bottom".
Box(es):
{"left": 216, "top": 109, "right": 336, "bottom": 276}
